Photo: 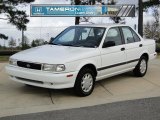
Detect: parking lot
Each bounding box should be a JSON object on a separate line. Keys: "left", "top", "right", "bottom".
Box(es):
{"left": 0, "top": 58, "right": 160, "bottom": 117}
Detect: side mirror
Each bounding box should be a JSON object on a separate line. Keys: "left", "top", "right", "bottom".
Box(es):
{"left": 103, "top": 41, "right": 115, "bottom": 48}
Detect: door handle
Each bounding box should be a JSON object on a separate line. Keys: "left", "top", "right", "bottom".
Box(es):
{"left": 121, "top": 48, "right": 125, "bottom": 51}
{"left": 139, "top": 44, "right": 143, "bottom": 47}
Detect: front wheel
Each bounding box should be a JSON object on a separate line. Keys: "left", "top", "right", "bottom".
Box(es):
{"left": 74, "top": 68, "right": 95, "bottom": 97}
{"left": 133, "top": 56, "right": 148, "bottom": 77}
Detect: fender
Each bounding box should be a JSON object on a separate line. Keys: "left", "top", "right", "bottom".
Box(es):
{"left": 139, "top": 50, "right": 149, "bottom": 59}
{"left": 76, "top": 59, "right": 98, "bottom": 72}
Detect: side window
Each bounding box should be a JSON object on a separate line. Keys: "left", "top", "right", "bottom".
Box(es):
{"left": 122, "top": 27, "right": 135, "bottom": 44}
{"left": 104, "top": 27, "right": 122, "bottom": 46}
{"left": 131, "top": 29, "right": 141, "bottom": 42}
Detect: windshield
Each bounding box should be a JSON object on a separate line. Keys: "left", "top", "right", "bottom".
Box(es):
{"left": 51, "top": 26, "right": 106, "bottom": 48}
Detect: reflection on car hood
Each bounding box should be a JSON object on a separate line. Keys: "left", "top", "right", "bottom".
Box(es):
{"left": 11, "top": 45, "right": 98, "bottom": 64}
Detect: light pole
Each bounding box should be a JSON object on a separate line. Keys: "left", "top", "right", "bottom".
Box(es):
{"left": 74, "top": 0, "right": 81, "bottom": 25}
{"left": 22, "top": 29, "right": 24, "bottom": 49}
{"left": 138, "top": 0, "right": 143, "bottom": 37}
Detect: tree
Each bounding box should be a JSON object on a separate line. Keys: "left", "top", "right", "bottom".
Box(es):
{"left": 0, "top": 0, "right": 34, "bottom": 40}
{"left": 8, "top": 37, "right": 16, "bottom": 49}
{"left": 143, "top": 0, "right": 159, "bottom": 9}
{"left": 20, "top": 35, "right": 30, "bottom": 49}
{"left": 0, "top": 33, "right": 8, "bottom": 40}
{"left": 24, "top": 36, "right": 29, "bottom": 45}
{"left": 138, "top": 0, "right": 159, "bottom": 36}
{"left": 144, "top": 22, "right": 158, "bottom": 40}
{"left": 31, "top": 40, "right": 36, "bottom": 47}
{"left": 31, "top": 39, "right": 44, "bottom": 47}
{"left": 144, "top": 7, "right": 160, "bottom": 42}
{"left": 152, "top": 7, "right": 160, "bottom": 25}
{"left": 35, "top": 39, "right": 44, "bottom": 46}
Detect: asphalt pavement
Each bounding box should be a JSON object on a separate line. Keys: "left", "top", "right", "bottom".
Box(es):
{"left": 0, "top": 97, "right": 160, "bottom": 120}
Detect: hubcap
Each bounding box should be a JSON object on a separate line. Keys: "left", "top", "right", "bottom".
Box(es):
{"left": 81, "top": 73, "right": 93, "bottom": 93}
{"left": 140, "top": 59, "right": 147, "bottom": 74}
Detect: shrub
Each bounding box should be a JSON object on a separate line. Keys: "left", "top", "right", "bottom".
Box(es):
{"left": 156, "top": 43, "right": 160, "bottom": 53}
{"left": 0, "top": 50, "right": 20, "bottom": 56}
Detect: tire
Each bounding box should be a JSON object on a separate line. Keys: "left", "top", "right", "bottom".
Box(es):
{"left": 74, "top": 68, "right": 96, "bottom": 97}
{"left": 133, "top": 56, "right": 148, "bottom": 77}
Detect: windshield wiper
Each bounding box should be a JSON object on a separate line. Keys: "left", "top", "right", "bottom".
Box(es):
{"left": 73, "top": 45, "right": 96, "bottom": 48}
{"left": 51, "top": 43, "right": 63, "bottom": 46}
{"left": 52, "top": 43, "right": 74, "bottom": 46}
{"left": 73, "top": 45, "right": 84, "bottom": 47}
{"left": 51, "top": 43, "right": 95, "bottom": 48}
{"left": 61, "top": 44, "right": 74, "bottom": 46}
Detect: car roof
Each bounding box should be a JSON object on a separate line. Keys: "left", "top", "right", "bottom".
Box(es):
{"left": 72, "top": 24, "right": 129, "bottom": 28}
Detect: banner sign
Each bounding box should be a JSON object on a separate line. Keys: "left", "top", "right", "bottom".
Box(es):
{"left": 30, "top": 5, "right": 135, "bottom": 17}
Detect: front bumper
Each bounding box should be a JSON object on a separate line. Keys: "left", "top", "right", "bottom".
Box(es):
{"left": 5, "top": 65, "right": 78, "bottom": 89}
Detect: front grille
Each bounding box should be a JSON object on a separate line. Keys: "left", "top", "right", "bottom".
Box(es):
{"left": 17, "top": 61, "right": 41, "bottom": 70}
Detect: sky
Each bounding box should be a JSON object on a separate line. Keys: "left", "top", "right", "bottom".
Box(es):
{"left": 0, "top": 0, "right": 156, "bottom": 46}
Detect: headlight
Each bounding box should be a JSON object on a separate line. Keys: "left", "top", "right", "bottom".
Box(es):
{"left": 42, "top": 64, "right": 65, "bottom": 72}
{"left": 56, "top": 64, "right": 65, "bottom": 72}
{"left": 9, "top": 58, "right": 17, "bottom": 66}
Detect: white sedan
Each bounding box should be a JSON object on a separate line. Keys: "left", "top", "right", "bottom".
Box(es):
{"left": 6, "top": 24, "right": 157, "bottom": 96}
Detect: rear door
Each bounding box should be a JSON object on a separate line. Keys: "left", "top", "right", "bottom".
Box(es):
{"left": 120, "top": 26, "right": 143, "bottom": 68}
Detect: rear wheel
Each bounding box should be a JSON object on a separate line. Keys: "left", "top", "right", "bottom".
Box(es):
{"left": 74, "top": 68, "right": 95, "bottom": 97}
{"left": 133, "top": 56, "right": 148, "bottom": 77}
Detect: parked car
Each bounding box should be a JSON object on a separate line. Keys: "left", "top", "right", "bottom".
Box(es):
{"left": 6, "top": 24, "right": 157, "bottom": 96}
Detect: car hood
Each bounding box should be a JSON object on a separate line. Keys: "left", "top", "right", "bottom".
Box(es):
{"left": 11, "top": 45, "right": 99, "bottom": 64}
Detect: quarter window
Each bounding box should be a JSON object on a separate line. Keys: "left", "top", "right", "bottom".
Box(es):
{"left": 104, "top": 27, "right": 122, "bottom": 46}
{"left": 122, "top": 27, "right": 135, "bottom": 44}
